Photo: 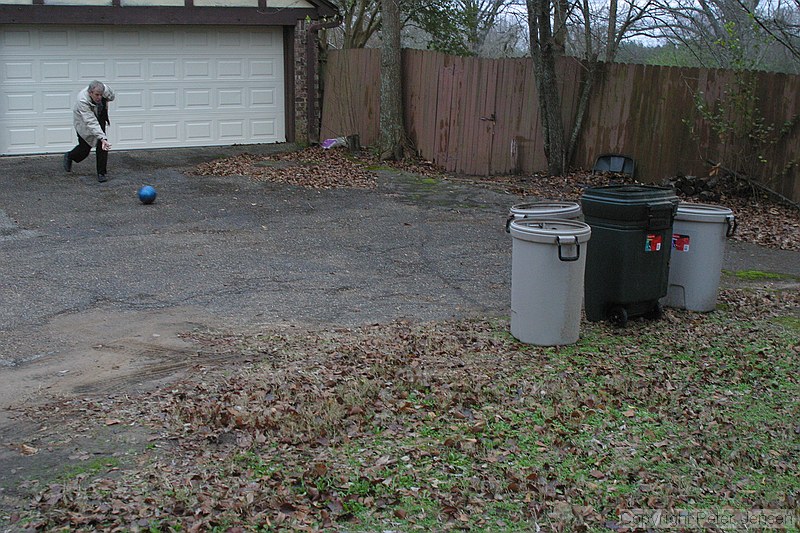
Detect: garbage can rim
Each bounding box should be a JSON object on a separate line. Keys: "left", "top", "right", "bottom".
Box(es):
{"left": 676, "top": 202, "right": 734, "bottom": 220}
{"left": 509, "top": 218, "right": 592, "bottom": 244}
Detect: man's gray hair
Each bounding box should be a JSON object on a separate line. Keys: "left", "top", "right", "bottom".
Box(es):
{"left": 88, "top": 80, "right": 105, "bottom": 93}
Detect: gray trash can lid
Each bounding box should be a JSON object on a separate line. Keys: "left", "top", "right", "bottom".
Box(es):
{"left": 509, "top": 201, "right": 581, "bottom": 219}
{"left": 676, "top": 202, "right": 734, "bottom": 222}
{"left": 509, "top": 218, "right": 592, "bottom": 244}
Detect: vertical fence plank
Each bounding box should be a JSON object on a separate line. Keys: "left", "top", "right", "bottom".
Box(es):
{"left": 435, "top": 56, "right": 455, "bottom": 169}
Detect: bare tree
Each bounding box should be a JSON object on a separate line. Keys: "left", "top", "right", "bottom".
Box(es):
{"left": 644, "top": 0, "right": 776, "bottom": 69}
{"left": 526, "top": 0, "right": 567, "bottom": 175}
{"left": 380, "top": 0, "right": 406, "bottom": 159}
{"left": 524, "top": 0, "right": 656, "bottom": 175}
{"left": 458, "top": 0, "right": 514, "bottom": 54}
{"left": 735, "top": 0, "right": 800, "bottom": 65}
{"left": 323, "top": 0, "right": 382, "bottom": 49}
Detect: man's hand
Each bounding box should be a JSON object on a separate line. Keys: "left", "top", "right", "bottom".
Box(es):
{"left": 101, "top": 139, "right": 112, "bottom": 151}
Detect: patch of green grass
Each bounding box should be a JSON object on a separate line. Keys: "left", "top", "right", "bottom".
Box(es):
{"left": 727, "top": 269, "right": 787, "bottom": 280}
{"left": 59, "top": 456, "right": 120, "bottom": 480}
{"left": 773, "top": 315, "right": 800, "bottom": 332}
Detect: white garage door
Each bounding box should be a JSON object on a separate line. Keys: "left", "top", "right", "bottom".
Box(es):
{"left": 0, "top": 25, "right": 285, "bottom": 155}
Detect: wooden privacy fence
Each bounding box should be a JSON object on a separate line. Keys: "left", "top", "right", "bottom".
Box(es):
{"left": 320, "top": 48, "right": 800, "bottom": 203}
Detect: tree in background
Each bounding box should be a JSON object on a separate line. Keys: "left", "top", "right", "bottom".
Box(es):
{"left": 379, "top": 0, "right": 406, "bottom": 160}
{"left": 329, "top": 0, "right": 381, "bottom": 49}
{"left": 734, "top": 0, "right": 800, "bottom": 71}
{"left": 523, "top": 0, "right": 656, "bottom": 175}
{"left": 630, "top": 0, "right": 800, "bottom": 73}
{"left": 647, "top": 0, "right": 771, "bottom": 69}
{"left": 526, "top": 0, "right": 567, "bottom": 175}
{"left": 323, "top": 0, "right": 521, "bottom": 57}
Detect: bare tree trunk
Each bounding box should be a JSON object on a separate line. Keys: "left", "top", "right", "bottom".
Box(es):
{"left": 566, "top": 59, "right": 602, "bottom": 166}
{"left": 527, "top": 0, "right": 566, "bottom": 175}
{"left": 380, "top": 0, "right": 405, "bottom": 160}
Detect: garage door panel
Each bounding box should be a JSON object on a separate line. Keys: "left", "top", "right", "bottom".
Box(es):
{"left": 219, "top": 89, "right": 244, "bottom": 108}
{"left": 218, "top": 59, "right": 245, "bottom": 79}
{"left": 150, "top": 31, "right": 178, "bottom": 47}
{"left": 220, "top": 121, "right": 244, "bottom": 139}
{"left": 45, "top": 127, "right": 74, "bottom": 145}
{"left": 252, "top": 120, "right": 277, "bottom": 139}
{"left": 151, "top": 60, "right": 179, "bottom": 79}
{"left": 42, "top": 61, "right": 71, "bottom": 80}
{"left": 76, "top": 30, "right": 106, "bottom": 47}
{"left": 152, "top": 122, "right": 180, "bottom": 142}
{"left": 185, "top": 89, "right": 213, "bottom": 108}
{"left": 1, "top": 24, "right": 285, "bottom": 155}
{"left": 3, "top": 29, "right": 33, "bottom": 47}
{"left": 251, "top": 88, "right": 278, "bottom": 107}
{"left": 251, "top": 60, "right": 277, "bottom": 78}
{"left": 118, "top": 123, "right": 146, "bottom": 143}
{"left": 40, "top": 30, "right": 69, "bottom": 47}
{"left": 112, "top": 31, "right": 143, "bottom": 47}
{"left": 77, "top": 61, "right": 108, "bottom": 80}
{"left": 115, "top": 61, "right": 145, "bottom": 80}
{"left": 186, "top": 31, "right": 210, "bottom": 48}
{"left": 150, "top": 91, "right": 177, "bottom": 110}
{"left": 6, "top": 62, "right": 34, "bottom": 81}
{"left": 186, "top": 122, "right": 212, "bottom": 140}
{"left": 6, "top": 93, "right": 35, "bottom": 113}
{"left": 185, "top": 61, "right": 211, "bottom": 78}
{"left": 43, "top": 92, "right": 73, "bottom": 113}
{"left": 219, "top": 32, "right": 243, "bottom": 46}
{"left": 4, "top": 127, "right": 37, "bottom": 148}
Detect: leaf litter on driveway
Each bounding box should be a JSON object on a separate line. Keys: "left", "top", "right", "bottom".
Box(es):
{"left": 4, "top": 148, "right": 799, "bottom": 531}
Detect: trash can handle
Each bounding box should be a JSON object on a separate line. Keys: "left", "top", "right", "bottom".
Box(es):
{"left": 505, "top": 214, "right": 513, "bottom": 233}
{"left": 646, "top": 200, "right": 677, "bottom": 230}
{"left": 557, "top": 236, "right": 581, "bottom": 262}
{"left": 726, "top": 215, "right": 737, "bottom": 237}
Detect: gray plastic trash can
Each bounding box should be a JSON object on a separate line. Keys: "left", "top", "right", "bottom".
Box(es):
{"left": 509, "top": 218, "right": 591, "bottom": 345}
{"left": 505, "top": 201, "right": 582, "bottom": 232}
{"left": 665, "top": 203, "right": 736, "bottom": 312}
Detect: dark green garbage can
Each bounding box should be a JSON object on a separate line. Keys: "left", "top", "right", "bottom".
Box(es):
{"left": 581, "top": 185, "right": 679, "bottom": 326}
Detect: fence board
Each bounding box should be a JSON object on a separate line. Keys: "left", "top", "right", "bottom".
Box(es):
{"left": 322, "top": 49, "right": 800, "bottom": 202}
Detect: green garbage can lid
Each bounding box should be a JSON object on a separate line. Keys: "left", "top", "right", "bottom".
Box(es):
{"left": 581, "top": 184, "right": 676, "bottom": 204}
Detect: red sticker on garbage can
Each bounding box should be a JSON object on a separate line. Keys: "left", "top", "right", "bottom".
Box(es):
{"left": 672, "top": 234, "right": 690, "bottom": 252}
{"left": 645, "top": 234, "right": 663, "bottom": 252}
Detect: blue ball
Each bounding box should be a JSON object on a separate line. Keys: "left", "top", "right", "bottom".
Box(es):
{"left": 138, "top": 185, "right": 157, "bottom": 204}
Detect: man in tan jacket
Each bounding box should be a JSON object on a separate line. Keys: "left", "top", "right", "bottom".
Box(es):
{"left": 64, "top": 80, "right": 115, "bottom": 182}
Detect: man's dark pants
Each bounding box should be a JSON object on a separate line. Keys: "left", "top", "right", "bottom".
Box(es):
{"left": 67, "top": 126, "right": 107, "bottom": 175}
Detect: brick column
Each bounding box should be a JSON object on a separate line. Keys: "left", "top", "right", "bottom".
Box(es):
{"left": 293, "top": 19, "right": 310, "bottom": 145}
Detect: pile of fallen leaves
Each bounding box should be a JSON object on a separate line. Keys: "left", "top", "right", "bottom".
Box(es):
{"left": 187, "top": 147, "right": 799, "bottom": 251}
{"left": 8, "top": 284, "right": 798, "bottom": 531}
{"left": 187, "top": 148, "right": 378, "bottom": 190}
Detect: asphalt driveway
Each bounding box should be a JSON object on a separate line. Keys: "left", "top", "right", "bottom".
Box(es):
{"left": 0, "top": 145, "right": 516, "bottom": 369}
{"left": 1, "top": 144, "right": 798, "bottom": 419}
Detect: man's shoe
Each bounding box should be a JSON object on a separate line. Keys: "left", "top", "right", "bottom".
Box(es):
{"left": 97, "top": 174, "right": 108, "bottom": 183}
{"left": 63, "top": 153, "right": 72, "bottom": 172}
